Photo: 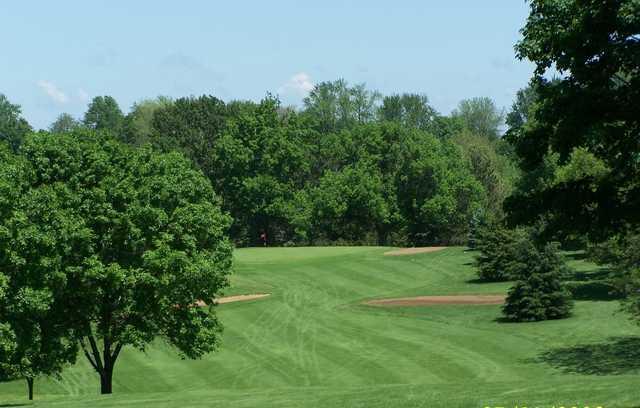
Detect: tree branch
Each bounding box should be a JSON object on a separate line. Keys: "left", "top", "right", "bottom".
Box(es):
{"left": 79, "top": 340, "right": 99, "bottom": 372}
{"left": 111, "top": 342, "right": 123, "bottom": 363}
{"left": 87, "top": 335, "right": 104, "bottom": 373}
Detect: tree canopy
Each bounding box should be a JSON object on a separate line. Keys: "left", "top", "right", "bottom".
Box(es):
{"left": 83, "top": 96, "right": 125, "bottom": 134}
{"left": 0, "top": 94, "right": 32, "bottom": 151}
{"left": 506, "top": 0, "right": 640, "bottom": 240}
{"left": 0, "top": 131, "right": 233, "bottom": 394}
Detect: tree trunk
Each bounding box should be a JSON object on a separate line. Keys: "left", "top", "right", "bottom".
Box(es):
{"left": 100, "top": 366, "right": 113, "bottom": 394}
{"left": 26, "top": 377, "right": 34, "bottom": 400}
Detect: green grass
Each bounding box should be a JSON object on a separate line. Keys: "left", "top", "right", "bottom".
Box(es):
{"left": 1, "top": 247, "right": 639, "bottom": 407}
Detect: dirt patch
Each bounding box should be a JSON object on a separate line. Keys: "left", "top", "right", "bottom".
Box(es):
{"left": 364, "top": 295, "right": 506, "bottom": 307}
{"left": 384, "top": 247, "right": 448, "bottom": 256}
{"left": 196, "top": 293, "right": 271, "bottom": 307}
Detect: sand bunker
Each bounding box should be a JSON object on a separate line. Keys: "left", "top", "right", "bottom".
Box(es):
{"left": 364, "top": 295, "right": 506, "bottom": 307}
{"left": 196, "top": 293, "right": 271, "bottom": 307}
{"left": 384, "top": 247, "right": 448, "bottom": 256}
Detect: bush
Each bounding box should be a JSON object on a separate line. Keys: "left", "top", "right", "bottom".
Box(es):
{"left": 474, "top": 224, "right": 527, "bottom": 281}
{"left": 502, "top": 241, "right": 573, "bottom": 322}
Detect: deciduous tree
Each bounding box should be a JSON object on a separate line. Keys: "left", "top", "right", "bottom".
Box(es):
{"left": 0, "top": 94, "right": 32, "bottom": 151}
{"left": 83, "top": 96, "right": 125, "bottom": 133}
{"left": 3, "top": 131, "right": 233, "bottom": 394}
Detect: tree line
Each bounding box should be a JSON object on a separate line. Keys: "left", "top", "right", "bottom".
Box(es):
{"left": 3, "top": 82, "right": 516, "bottom": 249}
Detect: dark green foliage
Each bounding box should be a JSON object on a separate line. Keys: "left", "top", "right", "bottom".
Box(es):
{"left": 453, "top": 131, "right": 518, "bottom": 217}
{"left": 0, "top": 131, "right": 233, "bottom": 394}
{"left": 0, "top": 145, "right": 77, "bottom": 399}
{"left": 49, "top": 113, "right": 82, "bottom": 134}
{"left": 588, "top": 230, "right": 640, "bottom": 322}
{"left": 392, "top": 127, "right": 484, "bottom": 245}
{"left": 83, "top": 96, "right": 125, "bottom": 133}
{"left": 617, "top": 234, "right": 640, "bottom": 322}
{"left": 122, "top": 97, "right": 172, "bottom": 146}
{"left": 0, "top": 94, "right": 32, "bottom": 151}
{"left": 502, "top": 241, "right": 573, "bottom": 322}
{"left": 151, "top": 95, "right": 227, "bottom": 175}
{"left": 474, "top": 224, "right": 527, "bottom": 282}
{"left": 506, "top": 0, "right": 640, "bottom": 240}
{"left": 98, "top": 79, "right": 516, "bottom": 247}
{"left": 452, "top": 97, "right": 504, "bottom": 141}
{"left": 307, "top": 162, "right": 391, "bottom": 244}
{"left": 378, "top": 93, "right": 437, "bottom": 132}
{"left": 302, "top": 79, "right": 380, "bottom": 133}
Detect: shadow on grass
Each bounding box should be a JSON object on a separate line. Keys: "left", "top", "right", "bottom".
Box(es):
{"left": 465, "top": 277, "right": 513, "bottom": 285}
{"left": 535, "top": 336, "right": 640, "bottom": 375}
{"left": 0, "top": 404, "right": 30, "bottom": 407}
{"left": 567, "top": 267, "right": 612, "bottom": 282}
{"left": 567, "top": 280, "right": 623, "bottom": 301}
{"left": 564, "top": 251, "right": 589, "bottom": 261}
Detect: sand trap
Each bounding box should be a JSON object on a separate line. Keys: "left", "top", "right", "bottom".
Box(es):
{"left": 384, "top": 247, "right": 448, "bottom": 256}
{"left": 364, "top": 295, "right": 506, "bottom": 307}
{"left": 195, "top": 293, "right": 271, "bottom": 307}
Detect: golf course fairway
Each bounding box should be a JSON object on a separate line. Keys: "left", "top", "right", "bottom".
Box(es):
{"left": 1, "top": 246, "right": 638, "bottom": 407}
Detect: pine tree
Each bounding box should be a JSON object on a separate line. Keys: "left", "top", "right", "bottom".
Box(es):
{"left": 474, "top": 224, "right": 526, "bottom": 282}
{"left": 502, "top": 241, "right": 573, "bottom": 322}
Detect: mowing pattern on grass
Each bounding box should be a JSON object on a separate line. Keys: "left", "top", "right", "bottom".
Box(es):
{"left": 364, "top": 294, "right": 506, "bottom": 307}
{"left": 1, "top": 246, "right": 638, "bottom": 408}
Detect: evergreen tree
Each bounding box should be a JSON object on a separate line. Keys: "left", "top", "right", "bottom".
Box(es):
{"left": 502, "top": 241, "right": 573, "bottom": 322}
{"left": 474, "top": 224, "right": 526, "bottom": 281}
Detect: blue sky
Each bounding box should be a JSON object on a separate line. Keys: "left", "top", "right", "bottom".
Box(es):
{"left": 1, "top": 1, "right": 534, "bottom": 129}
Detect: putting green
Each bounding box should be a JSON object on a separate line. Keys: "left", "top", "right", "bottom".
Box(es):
{"left": 1, "top": 246, "right": 638, "bottom": 407}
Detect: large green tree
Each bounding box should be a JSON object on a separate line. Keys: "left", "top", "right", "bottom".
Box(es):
{"left": 49, "top": 113, "right": 82, "bottom": 134}
{"left": 506, "top": 0, "right": 640, "bottom": 240}
{"left": 308, "top": 161, "right": 391, "bottom": 244}
{"left": 390, "top": 126, "right": 485, "bottom": 244}
{"left": 0, "top": 94, "right": 32, "bottom": 151}
{"left": 378, "top": 93, "right": 438, "bottom": 132}
{"left": 453, "top": 131, "right": 518, "bottom": 217}
{"left": 0, "top": 144, "right": 77, "bottom": 400}
{"left": 502, "top": 241, "right": 573, "bottom": 322}
{"left": 302, "top": 79, "right": 380, "bottom": 133}
{"left": 2, "top": 131, "right": 233, "bottom": 394}
{"left": 151, "top": 95, "right": 228, "bottom": 177}
{"left": 122, "top": 96, "right": 173, "bottom": 146}
{"left": 83, "top": 96, "right": 125, "bottom": 133}
{"left": 452, "top": 97, "right": 504, "bottom": 141}
{"left": 212, "top": 97, "right": 311, "bottom": 245}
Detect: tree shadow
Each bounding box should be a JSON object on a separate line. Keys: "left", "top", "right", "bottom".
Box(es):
{"left": 564, "top": 251, "right": 588, "bottom": 261}
{"left": 567, "top": 280, "right": 623, "bottom": 301}
{"left": 534, "top": 336, "right": 640, "bottom": 375}
{"left": 567, "top": 267, "right": 612, "bottom": 282}
{"left": 465, "top": 277, "right": 512, "bottom": 284}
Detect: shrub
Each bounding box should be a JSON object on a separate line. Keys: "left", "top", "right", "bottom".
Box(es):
{"left": 502, "top": 241, "right": 573, "bottom": 322}
{"left": 474, "top": 224, "right": 527, "bottom": 281}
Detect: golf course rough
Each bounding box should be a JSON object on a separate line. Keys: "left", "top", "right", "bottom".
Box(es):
{"left": 0, "top": 246, "right": 638, "bottom": 407}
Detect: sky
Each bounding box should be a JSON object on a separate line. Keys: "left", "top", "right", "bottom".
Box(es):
{"left": 0, "top": 1, "right": 535, "bottom": 130}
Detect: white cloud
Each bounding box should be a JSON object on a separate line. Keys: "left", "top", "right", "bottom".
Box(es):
{"left": 279, "top": 72, "right": 314, "bottom": 97}
{"left": 77, "top": 88, "right": 90, "bottom": 103}
{"left": 37, "top": 80, "right": 68, "bottom": 104}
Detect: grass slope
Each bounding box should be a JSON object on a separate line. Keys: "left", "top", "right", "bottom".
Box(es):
{"left": 1, "top": 247, "right": 639, "bottom": 407}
